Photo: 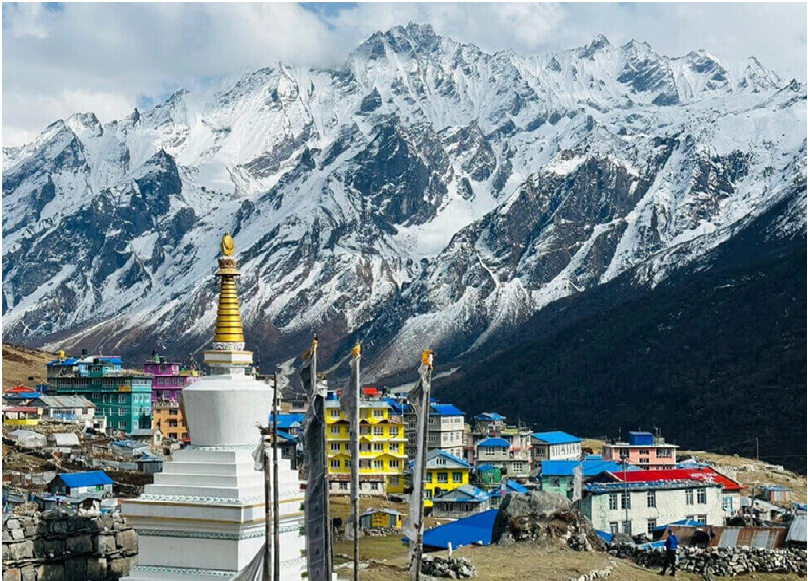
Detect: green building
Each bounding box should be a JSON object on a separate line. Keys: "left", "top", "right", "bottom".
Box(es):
{"left": 47, "top": 352, "right": 152, "bottom": 434}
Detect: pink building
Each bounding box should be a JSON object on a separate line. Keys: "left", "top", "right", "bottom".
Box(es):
{"left": 143, "top": 353, "right": 200, "bottom": 441}
{"left": 601, "top": 431, "right": 678, "bottom": 470}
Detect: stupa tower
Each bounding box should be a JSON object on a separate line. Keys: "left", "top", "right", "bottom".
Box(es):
{"left": 123, "top": 233, "right": 306, "bottom": 580}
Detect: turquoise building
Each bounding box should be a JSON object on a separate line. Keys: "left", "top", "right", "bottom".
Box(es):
{"left": 47, "top": 352, "right": 152, "bottom": 434}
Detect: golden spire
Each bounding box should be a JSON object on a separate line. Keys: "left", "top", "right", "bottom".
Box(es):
{"left": 213, "top": 232, "right": 245, "bottom": 347}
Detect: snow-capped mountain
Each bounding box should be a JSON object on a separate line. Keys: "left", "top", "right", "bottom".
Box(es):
{"left": 3, "top": 24, "right": 806, "bottom": 378}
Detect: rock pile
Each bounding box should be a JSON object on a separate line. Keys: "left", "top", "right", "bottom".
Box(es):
{"left": 421, "top": 555, "right": 477, "bottom": 578}
{"left": 611, "top": 544, "right": 807, "bottom": 577}
{"left": 492, "top": 491, "right": 605, "bottom": 552}
{"left": 2, "top": 509, "right": 138, "bottom": 581}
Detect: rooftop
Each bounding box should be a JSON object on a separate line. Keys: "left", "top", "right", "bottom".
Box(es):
{"left": 586, "top": 480, "right": 721, "bottom": 494}
{"left": 532, "top": 431, "right": 581, "bottom": 445}
{"left": 541, "top": 458, "right": 640, "bottom": 477}
{"left": 430, "top": 403, "right": 465, "bottom": 416}
{"left": 56, "top": 471, "right": 114, "bottom": 488}
{"left": 609, "top": 467, "right": 743, "bottom": 491}
{"left": 477, "top": 437, "right": 510, "bottom": 449}
{"left": 476, "top": 412, "right": 505, "bottom": 421}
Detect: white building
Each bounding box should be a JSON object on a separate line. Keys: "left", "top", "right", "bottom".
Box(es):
{"left": 32, "top": 395, "right": 96, "bottom": 423}
{"left": 122, "top": 235, "right": 305, "bottom": 580}
{"left": 582, "top": 480, "right": 724, "bottom": 538}
{"left": 530, "top": 431, "right": 582, "bottom": 467}
{"left": 405, "top": 402, "right": 465, "bottom": 459}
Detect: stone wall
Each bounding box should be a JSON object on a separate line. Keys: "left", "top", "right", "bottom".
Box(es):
{"left": 2, "top": 509, "right": 138, "bottom": 581}
{"left": 609, "top": 544, "right": 807, "bottom": 577}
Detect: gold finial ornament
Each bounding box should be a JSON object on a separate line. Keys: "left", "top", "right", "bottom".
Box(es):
{"left": 221, "top": 232, "right": 235, "bottom": 256}
{"left": 352, "top": 343, "right": 361, "bottom": 357}
{"left": 421, "top": 349, "right": 434, "bottom": 369}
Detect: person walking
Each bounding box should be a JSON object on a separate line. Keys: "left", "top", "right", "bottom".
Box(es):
{"left": 660, "top": 531, "right": 678, "bottom": 577}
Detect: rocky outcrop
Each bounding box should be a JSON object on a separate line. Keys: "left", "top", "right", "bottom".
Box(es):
{"left": 1, "top": 510, "right": 138, "bottom": 581}
{"left": 611, "top": 544, "right": 807, "bottom": 577}
{"left": 491, "top": 491, "right": 605, "bottom": 551}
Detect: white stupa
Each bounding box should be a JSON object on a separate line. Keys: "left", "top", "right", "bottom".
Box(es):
{"left": 123, "top": 233, "right": 306, "bottom": 580}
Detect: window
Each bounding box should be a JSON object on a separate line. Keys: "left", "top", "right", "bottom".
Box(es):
{"left": 647, "top": 490, "right": 656, "bottom": 508}
{"left": 360, "top": 426, "right": 370, "bottom": 436}
{"left": 370, "top": 482, "right": 379, "bottom": 491}
{"left": 373, "top": 443, "right": 384, "bottom": 452}
{"left": 551, "top": 478, "right": 561, "bottom": 487}
{"left": 119, "top": 408, "right": 126, "bottom": 416}
{"left": 697, "top": 488, "right": 707, "bottom": 504}
{"left": 609, "top": 493, "right": 618, "bottom": 510}
{"left": 437, "top": 473, "right": 448, "bottom": 483}
{"left": 389, "top": 460, "right": 400, "bottom": 469}
{"left": 639, "top": 449, "right": 649, "bottom": 456}
{"left": 330, "top": 459, "right": 340, "bottom": 469}
{"left": 330, "top": 409, "right": 340, "bottom": 418}
{"left": 426, "top": 473, "right": 433, "bottom": 483}
{"left": 453, "top": 472, "right": 463, "bottom": 483}
{"left": 373, "top": 409, "right": 384, "bottom": 417}
{"left": 390, "top": 443, "right": 399, "bottom": 453}
{"left": 390, "top": 427, "right": 399, "bottom": 436}
{"left": 657, "top": 448, "right": 672, "bottom": 458}
{"left": 339, "top": 482, "right": 348, "bottom": 491}
{"left": 513, "top": 463, "right": 522, "bottom": 472}
{"left": 330, "top": 443, "right": 341, "bottom": 453}
{"left": 169, "top": 432, "right": 177, "bottom": 439}
{"left": 119, "top": 395, "right": 126, "bottom": 403}
{"left": 621, "top": 492, "right": 631, "bottom": 510}
{"left": 622, "top": 521, "right": 632, "bottom": 535}
{"left": 424, "top": 489, "right": 433, "bottom": 499}
{"left": 639, "top": 458, "right": 649, "bottom": 464}
{"left": 685, "top": 489, "right": 694, "bottom": 505}
{"left": 373, "top": 460, "right": 383, "bottom": 469}
{"left": 390, "top": 476, "right": 399, "bottom": 486}
{"left": 331, "top": 426, "right": 340, "bottom": 435}
{"left": 118, "top": 422, "right": 126, "bottom": 429}
{"left": 609, "top": 522, "right": 619, "bottom": 535}
{"left": 647, "top": 519, "right": 657, "bottom": 535}
{"left": 696, "top": 514, "right": 707, "bottom": 524}
{"left": 103, "top": 395, "right": 109, "bottom": 403}
{"left": 722, "top": 496, "right": 733, "bottom": 512}
{"left": 373, "top": 426, "right": 384, "bottom": 436}
{"left": 685, "top": 515, "right": 695, "bottom": 521}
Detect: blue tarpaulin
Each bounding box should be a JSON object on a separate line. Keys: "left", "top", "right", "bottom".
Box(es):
{"left": 404, "top": 509, "right": 497, "bottom": 550}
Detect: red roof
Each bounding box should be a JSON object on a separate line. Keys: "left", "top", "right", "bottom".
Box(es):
{"left": 612, "top": 467, "right": 743, "bottom": 491}
{"left": 6, "top": 385, "right": 35, "bottom": 393}
{"left": 362, "top": 387, "right": 380, "bottom": 397}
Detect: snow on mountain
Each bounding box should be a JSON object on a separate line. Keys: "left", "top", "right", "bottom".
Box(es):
{"left": 2, "top": 23, "right": 805, "bottom": 377}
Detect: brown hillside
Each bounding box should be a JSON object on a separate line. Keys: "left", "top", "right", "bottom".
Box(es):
{"left": 2, "top": 343, "right": 55, "bottom": 391}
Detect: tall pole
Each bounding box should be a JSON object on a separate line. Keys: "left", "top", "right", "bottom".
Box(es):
{"left": 412, "top": 350, "right": 433, "bottom": 581}
{"left": 262, "top": 425, "right": 272, "bottom": 581}
{"left": 272, "top": 373, "right": 281, "bottom": 581}
{"left": 623, "top": 459, "right": 629, "bottom": 536}
{"left": 313, "top": 339, "right": 333, "bottom": 578}
{"left": 756, "top": 437, "right": 759, "bottom": 462}
{"left": 351, "top": 346, "right": 361, "bottom": 581}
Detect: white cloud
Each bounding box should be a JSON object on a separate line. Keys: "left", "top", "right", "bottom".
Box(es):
{"left": 2, "top": 2, "right": 805, "bottom": 147}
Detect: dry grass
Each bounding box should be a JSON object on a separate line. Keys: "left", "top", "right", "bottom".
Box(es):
{"left": 2, "top": 343, "right": 54, "bottom": 391}
{"left": 333, "top": 542, "right": 805, "bottom": 581}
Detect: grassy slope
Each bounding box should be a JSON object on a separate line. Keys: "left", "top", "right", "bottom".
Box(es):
{"left": 2, "top": 343, "right": 55, "bottom": 391}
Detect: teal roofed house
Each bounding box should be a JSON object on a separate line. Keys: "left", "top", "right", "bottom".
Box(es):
{"left": 47, "top": 350, "right": 152, "bottom": 435}
{"left": 530, "top": 431, "right": 583, "bottom": 468}
{"left": 539, "top": 457, "right": 639, "bottom": 498}
{"left": 431, "top": 484, "right": 492, "bottom": 518}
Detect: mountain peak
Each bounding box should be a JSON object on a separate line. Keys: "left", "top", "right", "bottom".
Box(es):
{"left": 354, "top": 22, "right": 442, "bottom": 60}
{"left": 580, "top": 34, "right": 611, "bottom": 58}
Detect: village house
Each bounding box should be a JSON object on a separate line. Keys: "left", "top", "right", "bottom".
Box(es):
{"left": 422, "top": 450, "right": 471, "bottom": 507}
{"left": 582, "top": 480, "right": 724, "bottom": 538}
{"left": 49, "top": 471, "right": 114, "bottom": 498}
{"left": 144, "top": 352, "right": 199, "bottom": 441}
{"left": 431, "top": 484, "right": 492, "bottom": 519}
{"left": 325, "top": 398, "right": 407, "bottom": 496}
{"left": 474, "top": 437, "right": 530, "bottom": 479}
{"left": 602, "top": 467, "right": 744, "bottom": 518}
{"left": 404, "top": 402, "right": 466, "bottom": 459}
{"left": 359, "top": 508, "right": 402, "bottom": 530}
{"left": 601, "top": 431, "right": 678, "bottom": 470}
{"left": 2, "top": 406, "right": 41, "bottom": 426}
{"left": 31, "top": 395, "right": 96, "bottom": 423}
{"left": 538, "top": 457, "right": 638, "bottom": 498}
{"left": 530, "top": 431, "right": 582, "bottom": 467}
{"left": 47, "top": 351, "right": 153, "bottom": 435}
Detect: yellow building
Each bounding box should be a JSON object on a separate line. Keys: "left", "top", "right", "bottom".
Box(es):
{"left": 423, "top": 449, "right": 471, "bottom": 507}
{"left": 325, "top": 399, "right": 407, "bottom": 496}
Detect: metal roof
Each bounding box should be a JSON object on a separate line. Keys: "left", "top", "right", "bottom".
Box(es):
{"left": 610, "top": 467, "right": 743, "bottom": 492}
{"left": 434, "top": 485, "right": 491, "bottom": 503}
{"left": 477, "top": 437, "right": 509, "bottom": 448}
{"left": 476, "top": 412, "right": 505, "bottom": 421}
{"left": 56, "top": 471, "right": 114, "bottom": 488}
{"left": 531, "top": 431, "right": 581, "bottom": 445}
{"left": 50, "top": 433, "right": 80, "bottom": 446}
{"left": 430, "top": 403, "right": 465, "bottom": 416}
{"left": 668, "top": 525, "right": 787, "bottom": 549}
{"left": 476, "top": 464, "right": 497, "bottom": 472}
{"left": 36, "top": 395, "right": 94, "bottom": 408}
{"left": 586, "top": 480, "right": 721, "bottom": 494}
{"left": 269, "top": 413, "right": 306, "bottom": 429}
{"left": 427, "top": 449, "right": 471, "bottom": 469}
{"left": 407, "top": 509, "right": 497, "bottom": 550}
{"left": 787, "top": 514, "right": 807, "bottom": 544}
{"left": 541, "top": 458, "right": 639, "bottom": 477}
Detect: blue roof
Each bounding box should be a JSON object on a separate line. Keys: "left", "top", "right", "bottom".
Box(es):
{"left": 476, "top": 464, "right": 497, "bottom": 472}
{"left": 541, "top": 458, "right": 639, "bottom": 478}
{"left": 435, "top": 485, "right": 490, "bottom": 503}
{"left": 46, "top": 358, "right": 80, "bottom": 366}
{"left": 406, "top": 509, "right": 497, "bottom": 550}
{"left": 596, "top": 530, "right": 614, "bottom": 543}
{"left": 57, "top": 471, "right": 114, "bottom": 488}
{"left": 434, "top": 450, "right": 471, "bottom": 468}
{"left": 628, "top": 431, "right": 653, "bottom": 436}
{"left": 430, "top": 403, "right": 465, "bottom": 416}
{"left": 269, "top": 413, "right": 306, "bottom": 430}
{"left": 531, "top": 431, "right": 581, "bottom": 445}
{"left": 505, "top": 480, "right": 529, "bottom": 493}
{"left": 653, "top": 519, "right": 702, "bottom": 531}
{"left": 478, "top": 437, "right": 509, "bottom": 448}
{"left": 476, "top": 412, "right": 505, "bottom": 421}
{"left": 275, "top": 430, "right": 296, "bottom": 442}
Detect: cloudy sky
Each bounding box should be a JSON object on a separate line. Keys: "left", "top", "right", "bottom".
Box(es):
{"left": 3, "top": 2, "right": 806, "bottom": 146}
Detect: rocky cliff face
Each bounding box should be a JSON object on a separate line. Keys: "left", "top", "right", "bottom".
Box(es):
{"left": 3, "top": 23, "right": 806, "bottom": 376}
